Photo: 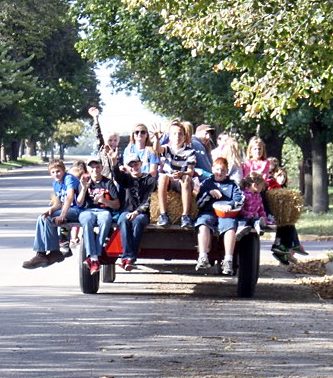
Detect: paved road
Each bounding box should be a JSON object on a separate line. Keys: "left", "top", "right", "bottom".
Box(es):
{"left": 0, "top": 166, "right": 333, "bottom": 377}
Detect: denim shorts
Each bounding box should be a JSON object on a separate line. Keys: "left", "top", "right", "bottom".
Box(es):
{"left": 195, "top": 213, "right": 238, "bottom": 235}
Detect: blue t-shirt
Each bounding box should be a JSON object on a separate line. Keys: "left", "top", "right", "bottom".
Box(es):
{"left": 53, "top": 172, "right": 80, "bottom": 209}
{"left": 123, "top": 144, "right": 159, "bottom": 174}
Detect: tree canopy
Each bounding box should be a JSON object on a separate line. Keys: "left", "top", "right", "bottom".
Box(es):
{"left": 124, "top": 0, "right": 333, "bottom": 123}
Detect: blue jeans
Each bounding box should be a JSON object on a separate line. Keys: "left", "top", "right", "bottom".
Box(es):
{"left": 117, "top": 211, "right": 149, "bottom": 260}
{"left": 33, "top": 208, "right": 81, "bottom": 252}
{"left": 79, "top": 208, "right": 113, "bottom": 258}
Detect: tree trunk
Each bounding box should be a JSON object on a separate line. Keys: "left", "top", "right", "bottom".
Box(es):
{"left": 310, "top": 121, "right": 328, "bottom": 213}
{"left": 26, "top": 138, "right": 37, "bottom": 156}
{"left": 297, "top": 135, "right": 313, "bottom": 207}
{"left": 263, "top": 131, "right": 284, "bottom": 162}
{"left": 9, "top": 140, "right": 19, "bottom": 161}
{"left": 59, "top": 143, "right": 65, "bottom": 160}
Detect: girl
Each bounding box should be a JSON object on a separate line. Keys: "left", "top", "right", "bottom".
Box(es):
{"left": 242, "top": 136, "right": 270, "bottom": 180}
{"left": 220, "top": 136, "right": 244, "bottom": 185}
{"left": 195, "top": 157, "right": 244, "bottom": 275}
{"left": 237, "top": 172, "right": 267, "bottom": 240}
{"left": 123, "top": 123, "right": 159, "bottom": 177}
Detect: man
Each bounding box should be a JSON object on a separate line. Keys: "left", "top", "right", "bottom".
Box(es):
{"left": 111, "top": 152, "right": 156, "bottom": 271}
{"left": 77, "top": 157, "right": 120, "bottom": 275}
{"left": 191, "top": 124, "right": 215, "bottom": 181}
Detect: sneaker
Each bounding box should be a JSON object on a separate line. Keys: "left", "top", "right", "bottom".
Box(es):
{"left": 47, "top": 250, "right": 65, "bottom": 266}
{"left": 271, "top": 244, "right": 290, "bottom": 255}
{"left": 221, "top": 260, "right": 234, "bottom": 276}
{"left": 157, "top": 213, "right": 170, "bottom": 227}
{"left": 90, "top": 260, "right": 101, "bottom": 275}
{"left": 180, "top": 215, "right": 193, "bottom": 229}
{"left": 124, "top": 258, "right": 135, "bottom": 272}
{"left": 236, "top": 225, "right": 252, "bottom": 241}
{"left": 254, "top": 217, "right": 266, "bottom": 235}
{"left": 195, "top": 256, "right": 211, "bottom": 271}
{"left": 60, "top": 241, "right": 73, "bottom": 258}
{"left": 290, "top": 245, "right": 309, "bottom": 256}
{"left": 272, "top": 252, "right": 290, "bottom": 265}
{"left": 22, "top": 252, "right": 48, "bottom": 269}
{"left": 83, "top": 257, "right": 92, "bottom": 269}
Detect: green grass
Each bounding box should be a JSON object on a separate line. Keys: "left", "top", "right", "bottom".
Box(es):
{"left": 296, "top": 188, "right": 333, "bottom": 236}
{"left": 0, "top": 156, "right": 43, "bottom": 170}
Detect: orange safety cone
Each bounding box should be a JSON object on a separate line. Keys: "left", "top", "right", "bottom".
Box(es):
{"left": 104, "top": 228, "right": 123, "bottom": 257}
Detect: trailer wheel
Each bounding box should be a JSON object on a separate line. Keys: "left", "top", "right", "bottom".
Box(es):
{"left": 79, "top": 239, "right": 100, "bottom": 294}
{"left": 101, "top": 264, "right": 116, "bottom": 283}
{"left": 237, "top": 232, "right": 260, "bottom": 298}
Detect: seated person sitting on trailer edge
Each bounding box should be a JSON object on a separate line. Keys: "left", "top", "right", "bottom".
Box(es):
{"left": 23, "top": 159, "right": 81, "bottom": 269}
{"left": 77, "top": 157, "right": 120, "bottom": 276}
{"left": 195, "top": 157, "right": 244, "bottom": 275}
{"left": 111, "top": 150, "right": 156, "bottom": 272}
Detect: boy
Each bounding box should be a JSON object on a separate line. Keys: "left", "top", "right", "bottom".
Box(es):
{"left": 111, "top": 151, "right": 156, "bottom": 271}
{"left": 153, "top": 120, "right": 196, "bottom": 228}
{"left": 23, "top": 159, "right": 81, "bottom": 269}
{"left": 195, "top": 157, "right": 244, "bottom": 275}
{"left": 77, "top": 157, "right": 120, "bottom": 275}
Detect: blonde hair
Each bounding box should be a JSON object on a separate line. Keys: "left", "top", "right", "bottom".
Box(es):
{"left": 246, "top": 136, "right": 267, "bottom": 160}
{"left": 106, "top": 132, "right": 120, "bottom": 144}
{"left": 182, "top": 120, "right": 193, "bottom": 145}
{"left": 129, "top": 123, "right": 152, "bottom": 146}
{"left": 221, "top": 137, "right": 243, "bottom": 168}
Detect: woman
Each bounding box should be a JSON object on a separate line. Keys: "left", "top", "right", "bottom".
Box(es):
{"left": 123, "top": 123, "right": 159, "bottom": 177}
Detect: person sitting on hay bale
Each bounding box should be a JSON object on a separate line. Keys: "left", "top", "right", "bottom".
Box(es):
{"left": 266, "top": 163, "right": 309, "bottom": 265}
{"left": 153, "top": 119, "right": 196, "bottom": 229}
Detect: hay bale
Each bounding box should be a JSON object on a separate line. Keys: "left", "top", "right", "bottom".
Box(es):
{"left": 150, "top": 191, "right": 198, "bottom": 224}
{"left": 265, "top": 188, "right": 303, "bottom": 226}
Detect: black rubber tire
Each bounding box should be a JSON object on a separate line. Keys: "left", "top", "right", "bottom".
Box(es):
{"left": 101, "top": 264, "right": 116, "bottom": 283}
{"left": 79, "top": 238, "right": 100, "bottom": 294}
{"left": 237, "top": 232, "right": 260, "bottom": 298}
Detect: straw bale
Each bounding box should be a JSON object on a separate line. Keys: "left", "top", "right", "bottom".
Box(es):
{"left": 299, "top": 275, "right": 333, "bottom": 299}
{"left": 150, "top": 191, "right": 198, "bottom": 224}
{"left": 265, "top": 188, "right": 303, "bottom": 226}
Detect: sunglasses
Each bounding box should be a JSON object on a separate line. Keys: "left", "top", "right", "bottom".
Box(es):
{"left": 134, "top": 130, "right": 147, "bottom": 135}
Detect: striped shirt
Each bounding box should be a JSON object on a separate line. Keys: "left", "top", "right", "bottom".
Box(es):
{"left": 160, "top": 144, "right": 196, "bottom": 174}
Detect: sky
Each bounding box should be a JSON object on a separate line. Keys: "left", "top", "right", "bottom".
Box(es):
{"left": 95, "top": 64, "right": 166, "bottom": 136}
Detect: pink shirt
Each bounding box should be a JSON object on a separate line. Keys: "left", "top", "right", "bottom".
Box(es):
{"left": 242, "top": 159, "right": 270, "bottom": 180}
{"left": 240, "top": 189, "right": 267, "bottom": 220}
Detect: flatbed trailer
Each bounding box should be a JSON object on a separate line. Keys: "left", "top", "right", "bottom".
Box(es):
{"left": 66, "top": 223, "right": 264, "bottom": 299}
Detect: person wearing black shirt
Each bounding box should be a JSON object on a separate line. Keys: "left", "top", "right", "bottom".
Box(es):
{"left": 111, "top": 152, "right": 156, "bottom": 271}
{"left": 77, "top": 157, "right": 120, "bottom": 275}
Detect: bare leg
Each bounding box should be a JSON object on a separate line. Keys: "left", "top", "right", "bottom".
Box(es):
{"left": 224, "top": 229, "right": 236, "bottom": 256}
{"left": 158, "top": 174, "right": 169, "bottom": 214}
{"left": 180, "top": 175, "right": 192, "bottom": 215}
{"left": 197, "top": 225, "right": 211, "bottom": 255}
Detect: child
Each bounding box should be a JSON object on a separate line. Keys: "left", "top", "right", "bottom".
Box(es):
{"left": 154, "top": 119, "right": 196, "bottom": 228}
{"left": 267, "top": 165, "right": 308, "bottom": 264}
{"left": 237, "top": 172, "right": 267, "bottom": 240}
{"left": 110, "top": 151, "right": 156, "bottom": 271}
{"left": 195, "top": 157, "right": 244, "bottom": 275}
{"left": 242, "top": 136, "right": 270, "bottom": 180}
{"left": 77, "top": 157, "right": 120, "bottom": 276}
{"left": 220, "top": 136, "right": 244, "bottom": 185}
{"left": 22, "top": 159, "right": 81, "bottom": 269}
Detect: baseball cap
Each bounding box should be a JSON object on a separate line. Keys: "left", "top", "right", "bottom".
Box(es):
{"left": 125, "top": 153, "right": 141, "bottom": 165}
{"left": 86, "top": 156, "right": 102, "bottom": 166}
{"left": 196, "top": 124, "right": 215, "bottom": 133}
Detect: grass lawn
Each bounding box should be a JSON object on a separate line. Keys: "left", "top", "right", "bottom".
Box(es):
{"left": 0, "top": 156, "right": 43, "bottom": 171}
{"left": 296, "top": 188, "right": 333, "bottom": 236}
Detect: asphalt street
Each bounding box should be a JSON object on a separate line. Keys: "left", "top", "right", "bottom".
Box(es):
{"left": 0, "top": 165, "right": 333, "bottom": 377}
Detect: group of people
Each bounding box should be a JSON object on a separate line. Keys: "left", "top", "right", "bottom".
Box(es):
{"left": 22, "top": 113, "right": 307, "bottom": 277}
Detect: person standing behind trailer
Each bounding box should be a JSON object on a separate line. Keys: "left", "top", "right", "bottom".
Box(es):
{"left": 77, "top": 157, "right": 120, "bottom": 276}
{"left": 195, "top": 157, "right": 244, "bottom": 275}
{"left": 110, "top": 151, "right": 157, "bottom": 272}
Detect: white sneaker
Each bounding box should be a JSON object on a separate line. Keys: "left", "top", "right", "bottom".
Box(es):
{"left": 221, "top": 260, "right": 234, "bottom": 276}
{"left": 195, "top": 256, "right": 211, "bottom": 271}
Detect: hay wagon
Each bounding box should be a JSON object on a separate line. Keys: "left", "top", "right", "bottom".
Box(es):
{"left": 74, "top": 223, "right": 261, "bottom": 299}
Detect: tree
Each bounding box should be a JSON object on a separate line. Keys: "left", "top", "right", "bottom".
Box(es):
{"left": 53, "top": 120, "right": 85, "bottom": 159}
